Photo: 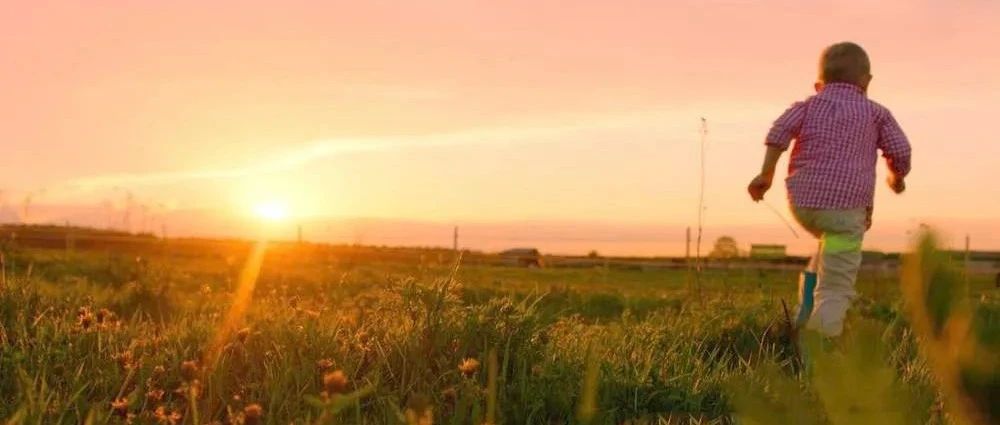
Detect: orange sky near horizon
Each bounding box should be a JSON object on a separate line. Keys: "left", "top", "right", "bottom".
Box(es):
{"left": 2, "top": 1, "right": 999, "bottom": 255}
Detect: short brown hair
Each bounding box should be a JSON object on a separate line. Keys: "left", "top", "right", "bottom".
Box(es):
{"left": 819, "top": 42, "right": 870, "bottom": 85}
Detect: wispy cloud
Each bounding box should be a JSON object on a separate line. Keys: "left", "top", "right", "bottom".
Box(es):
{"left": 66, "top": 110, "right": 696, "bottom": 189}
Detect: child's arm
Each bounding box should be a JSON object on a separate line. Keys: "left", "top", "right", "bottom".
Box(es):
{"left": 748, "top": 146, "right": 784, "bottom": 201}
{"left": 748, "top": 102, "right": 805, "bottom": 201}
{"left": 877, "top": 110, "right": 912, "bottom": 193}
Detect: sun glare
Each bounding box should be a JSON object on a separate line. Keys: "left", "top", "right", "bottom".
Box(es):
{"left": 253, "top": 201, "right": 289, "bottom": 222}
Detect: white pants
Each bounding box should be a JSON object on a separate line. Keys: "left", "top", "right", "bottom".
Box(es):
{"left": 792, "top": 207, "right": 867, "bottom": 337}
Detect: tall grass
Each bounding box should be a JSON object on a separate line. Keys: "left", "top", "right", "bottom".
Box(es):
{"left": 0, "top": 234, "right": 995, "bottom": 423}
{"left": 729, "top": 230, "right": 998, "bottom": 425}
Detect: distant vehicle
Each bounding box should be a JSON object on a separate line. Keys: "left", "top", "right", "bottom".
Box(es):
{"left": 499, "top": 248, "right": 544, "bottom": 268}
{"left": 750, "top": 244, "right": 786, "bottom": 260}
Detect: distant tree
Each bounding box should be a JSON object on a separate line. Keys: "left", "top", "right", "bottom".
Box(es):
{"left": 587, "top": 250, "right": 601, "bottom": 259}
{"left": 710, "top": 236, "right": 740, "bottom": 259}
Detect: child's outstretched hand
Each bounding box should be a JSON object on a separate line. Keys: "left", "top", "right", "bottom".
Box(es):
{"left": 887, "top": 174, "right": 906, "bottom": 194}
{"left": 747, "top": 174, "right": 772, "bottom": 201}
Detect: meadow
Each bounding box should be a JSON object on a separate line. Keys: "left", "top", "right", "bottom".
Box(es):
{"left": 0, "top": 235, "right": 996, "bottom": 424}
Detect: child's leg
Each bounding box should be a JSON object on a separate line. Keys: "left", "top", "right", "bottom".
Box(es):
{"left": 795, "top": 241, "right": 821, "bottom": 327}
{"left": 790, "top": 209, "right": 823, "bottom": 328}
{"left": 805, "top": 209, "right": 867, "bottom": 337}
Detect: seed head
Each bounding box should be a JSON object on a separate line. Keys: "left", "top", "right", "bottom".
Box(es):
{"left": 458, "top": 358, "right": 480, "bottom": 378}
{"left": 154, "top": 406, "right": 182, "bottom": 425}
{"left": 322, "top": 370, "right": 349, "bottom": 394}
{"left": 110, "top": 398, "right": 129, "bottom": 418}
{"left": 146, "top": 388, "right": 165, "bottom": 404}
{"left": 243, "top": 404, "right": 263, "bottom": 425}
{"left": 315, "top": 358, "right": 335, "bottom": 371}
{"left": 173, "top": 379, "right": 202, "bottom": 401}
{"left": 115, "top": 351, "right": 135, "bottom": 370}
{"left": 78, "top": 310, "right": 94, "bottom": 330}
{"left": 96, "top": 308, "right": 114, "bottom": 324}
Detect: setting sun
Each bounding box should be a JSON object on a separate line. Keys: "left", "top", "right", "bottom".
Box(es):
{"left": 252, "top": 201, "right": 289, "bottom": 222}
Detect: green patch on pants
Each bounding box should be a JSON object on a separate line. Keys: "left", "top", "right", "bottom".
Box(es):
{"left": 823, "top": 233, "right": 862, "bottom": 253}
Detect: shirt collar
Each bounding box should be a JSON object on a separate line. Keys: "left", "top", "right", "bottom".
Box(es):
{"left": 821, "top": 82, "right": 866, "bottom": 97}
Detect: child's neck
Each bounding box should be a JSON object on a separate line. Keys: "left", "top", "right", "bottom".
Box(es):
{"left": 815, "top": 81, "right": 867, "bottom": 95}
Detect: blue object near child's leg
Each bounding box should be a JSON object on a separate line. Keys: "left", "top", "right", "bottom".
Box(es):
{"left": 795, "top": 271, "right": 817, "bottom": 328}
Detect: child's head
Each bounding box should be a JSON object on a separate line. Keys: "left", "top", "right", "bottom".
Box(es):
{"left": 816, "top": 42, "right": 872, "bottom": 91}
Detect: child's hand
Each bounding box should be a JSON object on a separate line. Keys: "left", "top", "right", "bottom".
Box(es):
{"left": 887, "top": 174, "right": 906, "bottom": 194}
{"left": 747, "top": 174, "right": 773, "bottom": 201}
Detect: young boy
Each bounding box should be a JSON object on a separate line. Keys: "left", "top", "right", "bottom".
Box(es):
{"left": 747, "top": 42, "right": 911, "bottom": 338}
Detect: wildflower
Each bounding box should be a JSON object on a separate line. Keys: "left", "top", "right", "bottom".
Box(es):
{"left": 111, "top": 398, "right": 129, "bottom": 418}
{"left": 180, "top": 360, "right": 198, "bottom": 382}
{"left": 354, "top": 330, "right": 373, "bottom": 353}
{"left": 322, "top": 370, "right": 349, "bottom": 395}
{"left": 96, "top": 308, "right": 115, "bottom": 324}
{"left": 114, "top": 351, "right": 135, "bottom": 370}
{"left": 152, "top": 365, "right": 166, "bottom": 378}
{"left": 173, "top": 379, "right": 202, "bottom": 401}
{"left": 146, "top": 389, "right": 165, "bottom": 404}
{"left": 243, "top": 404, "right": 263, "bottom": 425}
{"left": 458, "top": 358, "right": 480, "bottom": 378}
{"left": 153, "top": 406, "right": 182, "bottom": 425}
{"left": 78, "top": 308, "right": 94, "bottom": 330}
{"left": 315, "top": 358, "right": 335, "bottom": 371}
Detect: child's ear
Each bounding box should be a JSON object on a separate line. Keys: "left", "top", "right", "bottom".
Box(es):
{"left": 861, "top": 74, "right": 873, "bottom": 92}
{"left": 814, "top": 81, "right": 824, "bottom": 93}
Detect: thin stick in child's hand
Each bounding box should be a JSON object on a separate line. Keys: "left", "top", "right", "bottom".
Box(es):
{"left": 762, "top": 199, "right": 800, "bottom": 239}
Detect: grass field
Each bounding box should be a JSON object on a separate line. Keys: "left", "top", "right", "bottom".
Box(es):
{"left": 0, "top": 237, "right": 996, "bottom": 424}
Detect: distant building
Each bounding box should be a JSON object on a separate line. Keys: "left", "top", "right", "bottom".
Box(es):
{"left": 947, "top": 250, "right": 1000, "bottom": 274}
{"left": 750, "top": 244, "right": 786, "bottom": 259}
{"left": 499, "top": 248, "right": 544, "bottom": 268}
{"left": 961, "top": 251, "right": 1000, "bottom": 263}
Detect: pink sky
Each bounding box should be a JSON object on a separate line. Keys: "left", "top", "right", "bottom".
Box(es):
{"left": 2, "top": 1, "right": 999, "bottom": 255}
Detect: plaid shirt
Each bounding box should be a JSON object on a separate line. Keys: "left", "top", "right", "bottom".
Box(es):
{"left": 766, "top": 83, "right": 912, "bottom": 209}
